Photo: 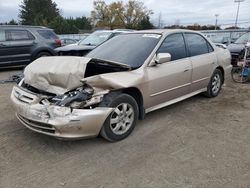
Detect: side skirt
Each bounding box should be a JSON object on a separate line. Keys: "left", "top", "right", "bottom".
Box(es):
{"left": 145, "top": 88, "right": 207, "bottom": 114}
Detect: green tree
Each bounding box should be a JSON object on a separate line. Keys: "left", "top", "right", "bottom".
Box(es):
{"left": 91, "top": 0, "right": 153, "bottom": 29}
{"left": 118, "top": 0, "right": 153, "bottom": 29}
{"left": 49, "top": 16, "right": 70, "bottom": 34}
{"left": 0, "top": 19, "right": 18, "bottom": 25}
{"left": 49, "top": 16, "right": 92, "bottom": 34}
{"left": 8, "top": 19, "right": 18, "bottom": 25}
{"left": 136, "top": 16, "right": 154, "bottom": 30}
{"left": 19, "top": 0, "right": 60, "bottom": 26}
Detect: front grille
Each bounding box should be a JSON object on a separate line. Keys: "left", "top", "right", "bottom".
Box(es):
{"left": 17, "top": 114, "right": 56, "bottom": 134}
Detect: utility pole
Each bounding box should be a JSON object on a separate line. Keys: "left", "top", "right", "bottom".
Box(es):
{"left": 215, "top": 14, "right": 219, "bottom": 30}
{"left": 234, "top": 0, "right": 244, "bottom": 28}
{"left": 158, "top": 12, "right": 162, "bottom": 29}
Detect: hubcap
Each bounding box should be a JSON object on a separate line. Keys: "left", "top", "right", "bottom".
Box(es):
{"left": 212, "top": 74, "right": 221, "bottom": 94}
{"left": 110, "top": 103, "right": 135, "bottom": 135}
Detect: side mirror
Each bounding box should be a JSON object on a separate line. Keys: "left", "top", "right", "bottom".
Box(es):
{"left": 155, "top": 53, "right": 171, "bottom": 64}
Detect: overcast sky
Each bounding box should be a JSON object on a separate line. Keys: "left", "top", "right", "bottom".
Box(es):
{"left": 0, "top": 0, "right": 250, "bottom": 27}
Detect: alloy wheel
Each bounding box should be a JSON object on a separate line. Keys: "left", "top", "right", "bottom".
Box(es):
{"left": 110, "top": 103, "right": 135, "bottom": 135}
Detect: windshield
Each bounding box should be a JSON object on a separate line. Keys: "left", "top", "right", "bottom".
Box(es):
{"left": 235, "top": 32, "right": 250, "bottom": 44}
{"left": 86, "top": 33, "right": 161, "bottom": 69}
{"left": 79, "top": 31, "right": 112, "bottom": 46}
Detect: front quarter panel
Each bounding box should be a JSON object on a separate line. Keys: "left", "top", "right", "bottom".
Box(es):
{"left": 215, "top": 47, "right": 232, "bottom": 77}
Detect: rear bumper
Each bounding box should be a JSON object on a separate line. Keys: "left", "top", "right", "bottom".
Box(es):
{"left": 11, "top": 86, "right": 113, "bottom": 140}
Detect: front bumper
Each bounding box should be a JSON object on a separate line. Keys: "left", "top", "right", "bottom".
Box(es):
{"left": 11, "top": 86, "right": 113, "bottom": 139}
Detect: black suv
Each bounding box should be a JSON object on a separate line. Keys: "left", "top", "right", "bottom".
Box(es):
{"left": 0, "top": 25, "right": 61, "bottom": 68}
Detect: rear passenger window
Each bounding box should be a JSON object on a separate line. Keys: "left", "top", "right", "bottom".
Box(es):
{"left": 7, "top": 30, "right": 34, "bottom": 41}
{"left": 157, "top": 33, "right": 187, "bottom": 61}
{"left": 185, "top": 33, "right": 212, "bottom": 56}
{"left": 37, "top": 30, "right": 58, "bottom": 39}
{"left": 0, "top": 30, "right": 6, "bottom": 41}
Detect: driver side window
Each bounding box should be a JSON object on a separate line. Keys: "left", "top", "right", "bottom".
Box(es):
{"left": 157, "top": 33, "right": 187, "bottom": 61}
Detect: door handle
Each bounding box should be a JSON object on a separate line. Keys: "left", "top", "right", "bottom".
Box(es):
{"left": 0, "top": 43, "right": 6, "bottom": 47}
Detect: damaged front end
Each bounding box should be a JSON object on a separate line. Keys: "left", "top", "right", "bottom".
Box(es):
{"left": 10, "top": 56, "right": 139, "bottom": 139}
{"left": 11, "top": 79, "right": 114, "bottom": 139}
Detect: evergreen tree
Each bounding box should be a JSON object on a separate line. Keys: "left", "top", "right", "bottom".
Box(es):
{"left": 19, "top": 0, "right": 60, "bottom": 26}
{"left": 136, "top": 16, "right": 154, "bottom": 30}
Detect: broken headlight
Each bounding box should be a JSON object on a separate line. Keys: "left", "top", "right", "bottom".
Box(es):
{"left": 50, "top": 84, "right": 94, "bottom": 108}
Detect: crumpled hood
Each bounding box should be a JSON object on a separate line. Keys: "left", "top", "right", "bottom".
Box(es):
{"left": 24, "top": 56, "right": 91, "bottom": 95}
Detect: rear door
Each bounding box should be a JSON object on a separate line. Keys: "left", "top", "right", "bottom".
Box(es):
{"left": 184, "top": 33, "right": 217, "bottom": 92}
{"left": 0, "top": 29, "right": 11, "bottom": 67}
{"left": 146, "top": 33, "right": 192, "bottom": 110}
{"left": 5, "top": 29, "right": 36, "bottom": 66}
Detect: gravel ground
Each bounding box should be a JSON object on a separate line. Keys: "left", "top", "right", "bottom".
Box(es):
{"left": 0, "top": 70, "right": 250, "bottom": 188}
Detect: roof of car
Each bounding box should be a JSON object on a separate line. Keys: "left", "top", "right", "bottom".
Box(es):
{"left": 0, "top": 25, "right": 51, "bottom": 30}
{"left": 94, "top": 29, "right": 134, "bottom": 33}
{"left": 134, "top": 29, "right": 200, "bottom": 34}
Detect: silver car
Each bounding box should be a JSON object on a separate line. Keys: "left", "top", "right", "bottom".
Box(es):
{"left": 11, "top": 29, "right": 232, "bottom": 141}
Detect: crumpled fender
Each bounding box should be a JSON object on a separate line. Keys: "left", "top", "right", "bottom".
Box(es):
{"left": 82, "top": 70, "right": 144, "bottom": 90}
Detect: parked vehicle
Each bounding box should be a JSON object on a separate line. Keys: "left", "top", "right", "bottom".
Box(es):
{"left": 60, "top": 38, "right": 79, "bottom": 46}
{"left": 11, "top": 29, "right": 232, "bottom": 142}
{"left": 55, "top": 30, "right": 132, "bottom": 56}
{"left": 0, "top": 25, "right": 61, "bottom": 68}
{"left": 227, "top": 32, "right": 250, "bottom": 66}
{"left": 210, "top": 36, "right": 231, "bottom": 45}
{"left": 231, "top": 42, "right": 250, "bottom": 83}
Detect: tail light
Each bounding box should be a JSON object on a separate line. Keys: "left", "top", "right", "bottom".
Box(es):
{"left": 55, "top": 39, "right": 62, "bottom": 46}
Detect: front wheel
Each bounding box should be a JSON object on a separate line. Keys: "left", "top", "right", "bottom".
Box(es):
{"left": 100, "top": 93, "right": 139, "bottom": 142}
{"left": 204, "top": 69, "right": 223, "bottom": 98}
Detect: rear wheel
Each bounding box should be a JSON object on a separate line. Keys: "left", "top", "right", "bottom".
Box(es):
{"left": 100, "top": 93, "right": 139, "bottom": 142}
{"left": 231, "top": 66, "right": 250, "bottom": 83}
{"left": 204, "top": 69, "right": 223, "bottom": 98}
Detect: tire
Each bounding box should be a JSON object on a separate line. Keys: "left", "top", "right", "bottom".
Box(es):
{"left": 231, "top": 67, "right": 250, "bottom": 83}
{"left": 100, "top": 93, "right": 139, "bottom": 142}
{"left": 35, "top": 52, "right": 51, "bottom": 59}
{"left": 204, "top": 69, "right": 223, "bottom": 98}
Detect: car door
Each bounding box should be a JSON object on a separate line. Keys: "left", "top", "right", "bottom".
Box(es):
{"left": 5, "top": 29, "right": 36, "bottom": 66}
{"left": 145, "top": 33, "right": 192, "bottom": 110}
{"left": 184, "top": 33, "right": 217, "bottom": 92}
{"left": 0, "top": 29, "right": 11, "bottom": 66}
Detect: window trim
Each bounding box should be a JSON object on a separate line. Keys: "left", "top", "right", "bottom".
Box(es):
{"left": 6, "top": 29, "right": 35, "bottom": 41}
{"left": 156, "top": 32, "right": 188, "bottom": 62}
{"left": 184, "top": 32, "right": 214, "bottom": 57}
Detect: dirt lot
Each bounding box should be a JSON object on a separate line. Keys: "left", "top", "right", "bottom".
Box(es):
{"left": 0, "top": 70, "right": 250, "bottom": 188}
